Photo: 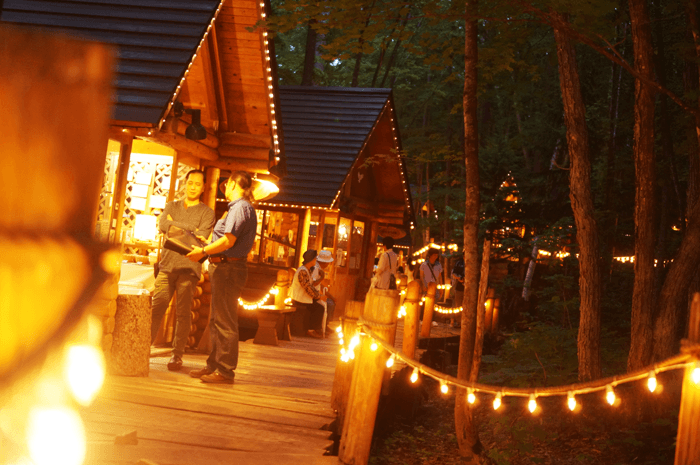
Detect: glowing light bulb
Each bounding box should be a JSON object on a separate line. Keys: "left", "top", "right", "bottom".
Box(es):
{"left": 339, "top": 338, "right": 344, "bottom": 346}
{"left": 340, "top": 348, "right": 346, "bottom": 355}
{"left": 350, "top": 335, "right": 360, "bottom": 348}
{"left": 338, "top": 331, "right": 344, "bottom": 339}
{"left": 386, "top": 355, "right": 394, "bottom": 368}
{"left": 647, "top": 372, "right": 657, "bottom": 393}
{"left": 528, "top": 394, "right": 537, "bottom": 413}
{"left": 370, "top": 342, "right": 378, "bottom": 351}
{"left": 606, "top": 385, "right": 616, "bottom": 405}
{"left": 410, "top": 368, "right": 418, "bottom": 383}
{"left": 567, "top": 392, "right": 577, "bottom": 411}
{"left": 493, "top": 393, "right": 502, "bottom": 410}
{"left": 64, "top": 344, "right": 105, "bottom": 406}
{"left": 27, "top": 407, "right": 86, "bottom": 465}
{"left": 440, "top": 383, "right": 448, "bottom": 394}
{"left": 692, "top": 364, "right": 700, "bottom": 385}
{"left": 341, "top": 354, "right": 350, "bottom": 363}
{"left": 467, "top": 390, "right": 476, "bottom": 404}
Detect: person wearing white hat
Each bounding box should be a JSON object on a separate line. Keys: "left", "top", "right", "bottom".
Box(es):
{"left": 312, "top": 250, "right": 336, "bottom": 335}
{"left": 291, "top": 249, "right": 328, "bottom": 338}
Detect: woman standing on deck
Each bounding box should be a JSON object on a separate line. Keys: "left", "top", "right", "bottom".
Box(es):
{"left": 187, "top": 171, "right": 257, "bottom": 384}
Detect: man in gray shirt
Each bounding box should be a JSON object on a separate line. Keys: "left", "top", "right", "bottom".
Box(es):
{"left": 151, "top": 169, "right": 215, "bottom": 371}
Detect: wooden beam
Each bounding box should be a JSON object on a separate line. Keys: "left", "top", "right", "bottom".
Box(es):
{"left": 206, "top": 156, "right": 268, "bottom": 173}
{"left": 203, "top": 166, "right": 220, "bottom": 209}
{"left": 375, "top": 216, "right": 405, "bottom": 225}
{"left": 218, "top": 144, "right": 270, "bottom": 160}
{"left": 178, "top": 152, "right": 201, "bottom": 169}
{"left": 220, "top": 132, "right": 271, "bottom": 149}
{"left": 167, "top": 151, "right": 180, "bottom": 202}
{"left": 208, "top": 24, "right": 229, "bottom": 132}
{"left": 167, "top": 117, "right": 220, "bottom": 149}
{"left": 135, "top": 129, "right": 219, "bottom": 161}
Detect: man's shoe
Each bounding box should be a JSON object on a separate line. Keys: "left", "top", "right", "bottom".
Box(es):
{"left": 307, "top": 329, "right": 323, "bottom": 339}
{"left": 189, "top": 367, "right": 214, "bottom": 378}
{"left": 167, "top": 355, "right": 183, "bottom": 371}
{"left": 200, "top": 372, "right": 234, "bottom": 384}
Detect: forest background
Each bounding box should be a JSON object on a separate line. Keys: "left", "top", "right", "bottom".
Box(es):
{"left": 265, "top": 0, "right": 700, "bottom": 463}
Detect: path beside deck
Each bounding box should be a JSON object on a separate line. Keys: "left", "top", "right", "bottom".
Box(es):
{"left": 84, "top": 337, "right": 339, "bottom": 465}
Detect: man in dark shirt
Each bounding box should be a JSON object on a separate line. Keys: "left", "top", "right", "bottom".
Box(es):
{"left": 151, "top": 170, "right": 215, "bottom": 371}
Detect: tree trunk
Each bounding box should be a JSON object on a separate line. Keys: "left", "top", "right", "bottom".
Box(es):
{"left": 301, "top": 20, "right": 317, "bottom": 86}
{"left": 455, "top": 1, "right": 484, "bottom": 461}
{"left": 552, "top": 12, "right": 602, "bottom": 381}
{"left": 627, "top": 0, "right": 657, "bottom": 372}
{"left": 652, "top": 0, "right": 700, "bottom": 360}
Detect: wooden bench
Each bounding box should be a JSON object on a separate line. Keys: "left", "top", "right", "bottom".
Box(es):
{"left": 253, "top": 305, "right": 295, "bottom": 346}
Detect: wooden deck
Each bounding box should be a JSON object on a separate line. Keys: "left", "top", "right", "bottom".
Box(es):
{"left": 84, "top": 337, "right": 339, "bottom": 465}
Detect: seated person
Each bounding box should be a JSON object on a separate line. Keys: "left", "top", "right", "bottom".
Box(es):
{"left": 312, "top": 249, "right": 336, "bottom": 334}
{"left": 291, "top": 249, "right": 328, "bottom": 338}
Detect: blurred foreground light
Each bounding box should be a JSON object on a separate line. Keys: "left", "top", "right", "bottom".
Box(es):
{"left": 386, "top": 355, "right": 394, "bottom": 368}
{"left": 528, "top": 394, "right": 537, "bottom": 413}
{"left": 493, "top": 393, "right": 502, "bottom": 410}
{"left": 647, "top": 372, "right": 657, "bottom": 393}
{"left": 64, "top": 344, "right": 105, "bottom": 406}
{"left": 27, "top": 407, "right": 86, "bottom": 465}
{"left": 370, "top": 342, "right": 378, "bottom": 351}
{"left": 606, "top": 385, "right": 616, "bottom": 406}
{"left": 692, "top": 364, "right": 700, "bottom": 385}
{"left": 410, "top": 368, "right": 418, "bottom": 383}
{"left": 440, "top": 383, "right": 448, "bottom": 394}
{"left": 467, "top": 389, "right": 476, "bottom": 404}
{"left": 567, "top": 392, "right": 577, "bottom": 411}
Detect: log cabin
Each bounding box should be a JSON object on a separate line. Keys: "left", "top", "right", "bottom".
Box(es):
{"left": 237, "top": 86, "right": 415, "bottom": 327}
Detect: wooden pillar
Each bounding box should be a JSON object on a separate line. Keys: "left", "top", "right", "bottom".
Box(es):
{"left": 339, "top": 289, "right": 399, "bottom": 465}
{"left": 274, "top": 269, "right": 290, "bottom": 310}
{"left": 203, "top": 166, "right": 220, "bottom": 210}
{"left": 331, "top": 300, "right": 364, "bottom": 435}
{"left": 299, "top": 209, "right": 312, "bottom": 267}
{"left": 402, "top": 280, "right": 422, "bottom": 360}
{"left": 674, "top": 293, "right": 700, "bottom": 465}
{"left": 420, "top": 282, "right": 437, "bottom": 338}
{"left": 111, "top": 138, "right": 133, "bottom": 244}
{"left": 167, "top": 150, "right": 180, "bottom": 202}
{"left": 315, "top": 210, "right": 326, "bottom": 252}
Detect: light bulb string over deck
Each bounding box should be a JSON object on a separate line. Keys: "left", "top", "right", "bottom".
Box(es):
{"left": 357, "top": 324, "right": 695, "bottom": 399}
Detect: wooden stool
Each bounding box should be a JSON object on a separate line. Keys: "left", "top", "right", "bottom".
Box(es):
{"left": 254, "top": 305, "right": 295, "bottom": 346}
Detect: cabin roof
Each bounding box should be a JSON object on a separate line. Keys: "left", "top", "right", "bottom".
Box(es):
{"left": 274, "top": 86, "right": 394, "bottom": 207}
{"left": 0, "top": 0, "right": 224, "bottom": 126}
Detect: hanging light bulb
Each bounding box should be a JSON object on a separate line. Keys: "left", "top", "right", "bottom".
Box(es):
{"left": 528, "top": 394, "right": 537, "bottom": 413}
{"left": 467, "top": 389, "right": 476, "bottom": 404}
{"left": 647, "top": 371, "right": 658, "bottom": 393}
{"left": 386, "top": 355, "right": 395, "bottom": 368}
{"left": 335, "top": 326, "right": 342, "bottom": 334}
{"left": 493, "top": 393, "right": 502, "bottom": 410}
{"left": 692, "top": 362, "right": 700, "bottom": 385}
{"left": 567, "top": 392, "right": 577, "bottom": 411}
{"left": 410, "top": 368, "right": 419, "bottom": 383}
{"left": 340, "top": 348, "right": 346, "bottom": 356}
{"left": 606, "top": 385, "right": 616, "bottom": 405}
{"left": 339, "top": 338, "right": 344, "bottom": 346}
{"left": 370, "top": 342, "right": 378, "bottom": 351}
{"left": 338, "top": 331, "right": 344, "bottom": 339}
{"left": 440, "top": 383, "right": 449, "bottom": 394}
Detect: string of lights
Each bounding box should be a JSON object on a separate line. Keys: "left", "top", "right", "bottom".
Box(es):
{"left": 237, "top": 286, "right": 279, "bottom": 310}
{"left": 335, "top": 325, "right": 700, "bottom": 413}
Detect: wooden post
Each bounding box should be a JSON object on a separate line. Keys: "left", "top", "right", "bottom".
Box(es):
{"left": 274, "top": 269, "right": 290, "bottom": 310}
{"left": 331, "top": 300, "right": 364, "bottom": 434}
{"left": 471, "top": 239, "right": 491, "bottom": 379}
{"left": 339, "top": 289, "right": 399, "bottom": 465}
{"left": 398, "top": 273, "right": 408, "bottom": 305}
{"left": 674, "top": 293, "right": 700, "bottom": 465}
{"left": 167, "top": 150, "right": 180, "bottom": 202}
{"left": 298, "top": 209, "right": 312, "bottom": 267}
{"left": 203, "top": 166, "right": 220, "bottom": 210}
{"left": 111, "top": 138, "right": 133, "bottom": 244}
{"left": 420, "top": 282, "right": 437, "bottom": 338}
{"left": 402, "top": 280, "right": 422, "bottom": 360}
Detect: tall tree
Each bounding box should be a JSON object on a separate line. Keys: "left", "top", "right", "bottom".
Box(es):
{"left": 552, "top": 11, "right": 602, "bottom": 381}
{"left": 627, "top": 0, "right": 657, "bottom": 372}
{"left": 455, "top": 0, "right": 485, "bottom": 461}
{"left": 301, "top": 20, "right": 318, "bottom": 86}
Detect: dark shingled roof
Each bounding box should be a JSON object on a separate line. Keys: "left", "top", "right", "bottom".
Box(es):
{"left": 275, "top": 86, "right": 391, "bottom": 207}
{"left": 0, "top": 0, "right": 222, "bottom": 126}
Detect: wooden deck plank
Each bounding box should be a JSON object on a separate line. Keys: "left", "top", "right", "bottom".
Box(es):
{"left": 86, "top": 336, "right": 340, "bottom": 464}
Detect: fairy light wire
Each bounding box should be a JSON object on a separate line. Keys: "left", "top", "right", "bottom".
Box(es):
{"left": 354, "top": 324, "right": 695, "bottom": 399}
